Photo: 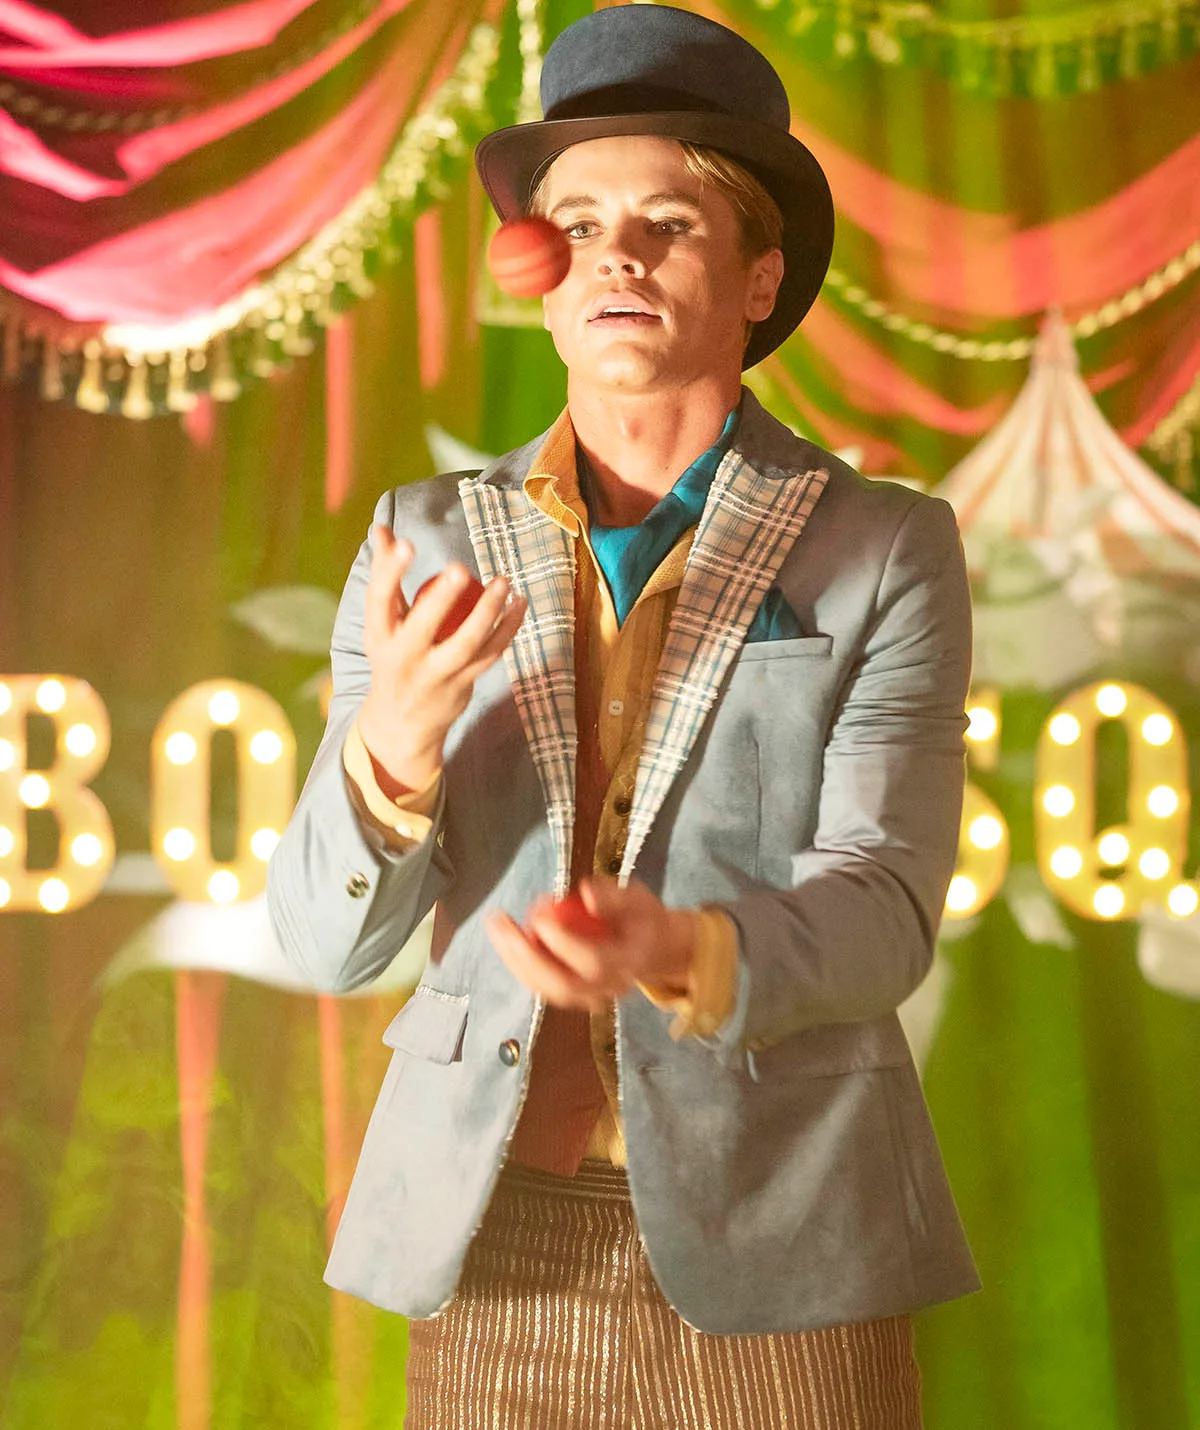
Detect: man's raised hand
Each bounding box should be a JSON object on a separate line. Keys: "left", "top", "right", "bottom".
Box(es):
{"left": 356, "top": 524, "right": 526, "bottom": 798}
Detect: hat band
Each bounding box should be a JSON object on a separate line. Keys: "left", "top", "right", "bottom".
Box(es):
{"left": 544, "top": 82, "right": 734, "bottom": 125}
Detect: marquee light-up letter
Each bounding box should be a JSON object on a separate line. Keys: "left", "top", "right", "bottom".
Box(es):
{"left": 1035, "top": 682, "right": 1189, "bottom": 920}
{"left": 964, "top": 686, "right": 1001, "bottom": 772}
{"left": 150, "top": 680, "right": 295, "bottom": 902}
{"left": 0, "top": 676, "right": 114, "bottom": 913}
{"left": 945, "top": 687, "right": 1010, "bottom": 920}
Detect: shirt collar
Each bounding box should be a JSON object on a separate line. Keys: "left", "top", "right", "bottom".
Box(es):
{"left": 523, "top": 409, "right": 586, "bottom": 536}
{"left": 523, "top": 401, "right": 741, "bottom": 536}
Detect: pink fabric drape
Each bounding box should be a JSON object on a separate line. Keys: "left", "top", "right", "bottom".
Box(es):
{"left": 796, "top": 120, "right": 1200, "bottom": 323}
{"left": 800, "top": 299, "right": 1011, "bottom": 436}
{"left": 0, "top": 0, "right": 323, "bottom": 72}
{"left": 415, "top": 207, "right": 446, "bottom": 391}
{"left": 0, "top": 0, "right": 421, "bottom": 199}
{"left": 0, "top": 0, "right": 82, "bottom": 48}
{"left": 324, "top": 316, "right": 354, "bottom": 513}
{"left": 0, "top": 42, "right": 421, "bottom": 322}
{"left": 0, "top": 0, "right": 482, "bottom": 323}
{"left": 1120, "top": 329, "right": 1200, "bottom": 447}
{"left": 759, "top": 354, "right": 908, "bottom": 476}
{"left": 115, "top": 0, "right": 419, "bottom": 188}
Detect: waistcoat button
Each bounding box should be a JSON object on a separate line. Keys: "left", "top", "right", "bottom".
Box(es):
{"left": 613, "top": 796, "right": 631, "bottom": 817}
{"left": 498, "top": 1039, "right": 521, "bottom": 1067}
{"left": 606, "top": 856, "right": 622, "bottom": 875}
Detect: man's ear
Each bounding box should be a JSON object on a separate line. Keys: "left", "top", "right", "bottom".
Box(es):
{"left": 746, "top": 248, "right": 785, "bottom": 324}
{"left": 542, "top": 294, "right": 552, "bottom": 332}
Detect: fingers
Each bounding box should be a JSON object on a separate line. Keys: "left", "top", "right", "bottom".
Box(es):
{"left": 365, "top": 527, "right": 414, "bottom": 646}
{"left": 401, "top": 563, "right": 478, "bottom": 649}
{"left": 371, "top": 554, "right": 522, "bottom": 673}
{"left": 527, "top": 895, "right": 635, "bottom": 1002}
{"left": 444, "top": 573, "right": 520, "bottom": 651}
{"left": 412, "top": 573, "right": 526, "bottom": 683}
{"left": 461, "top": 594, "right": 527, "bottom": 676}
{"left": 576, "top": 875, "right": 633, "bottom": 928}
{"left": 486, "top": 911, "right": 613, "bottom": 1013}
{"left": 526, "top": 902, "right": 611, "bottom": 987}
{"left": 562, "top": 879, "right": 691, "bottom": 991}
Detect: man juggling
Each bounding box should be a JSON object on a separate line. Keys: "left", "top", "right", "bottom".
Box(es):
{"left": 270, "top": 7, "right": 978, "bottom": 1426}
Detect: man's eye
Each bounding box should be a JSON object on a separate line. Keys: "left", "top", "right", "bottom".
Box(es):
{"left": 651, "top": 217, "right": 692, "bottom": 235}
{"left": 564, "top": 221, "right": 597, "bottom": 239}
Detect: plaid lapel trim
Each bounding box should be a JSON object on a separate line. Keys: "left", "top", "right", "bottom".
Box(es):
{"left": 621, "top": 451, "right": 829, "bottom": 882}
{"left": 459, "top": 476, "right": 577, "bottom": 896}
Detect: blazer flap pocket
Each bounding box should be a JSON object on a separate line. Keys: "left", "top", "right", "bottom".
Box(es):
{"left": 746, "top": 1016, "right": 911, "bottom": 1082}
{"left": 382, "top": 986, "right": 468, "bottom": 1063}
{"left": 736, "top": 634, "right": 833, "bottom": 664}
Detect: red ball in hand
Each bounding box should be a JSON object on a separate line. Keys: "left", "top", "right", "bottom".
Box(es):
{"left": 488, "top": 216, "right": 571, "bottom": 298}
{"left": 414, "top": 574, "right": 485, "bottom": 642}
{"left": 545, "top": 889, "right": 611, "bottom": 942}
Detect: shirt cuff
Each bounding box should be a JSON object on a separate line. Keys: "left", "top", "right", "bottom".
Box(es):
{"left": 342, "top": 720, "right": 441, "bottom": 849}
{"left": 639, "top": 906, "right": 739, "bottom": 1040}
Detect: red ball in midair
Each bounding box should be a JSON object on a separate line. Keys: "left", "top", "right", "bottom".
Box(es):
{"left": 414, "top": 574, "right": 485, "bottom": 643}
{"left": 487, "top": 216, "right": 572, "bottom": 298}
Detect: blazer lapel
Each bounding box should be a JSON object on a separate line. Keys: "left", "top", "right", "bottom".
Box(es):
{"left": 621, "top": 450, "right": 829, "bottom": 881}
{"left": 458, "top": 475, "right": 577, "bottom": 896}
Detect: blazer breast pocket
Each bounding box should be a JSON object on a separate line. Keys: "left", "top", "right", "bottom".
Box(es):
{"left": 382, "top": 985, "right": 468, "bottom": 1063}
{"left": 735, "top": 634, "right": 833, "bottom": 664}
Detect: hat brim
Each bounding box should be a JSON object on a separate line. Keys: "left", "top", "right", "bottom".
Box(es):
{"left": 475, "top": 111, "right": 833, "bottom": 368}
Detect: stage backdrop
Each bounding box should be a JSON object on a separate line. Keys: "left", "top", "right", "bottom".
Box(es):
{"left": 1, "top": 1, "right": 1198, "bottom": 1427}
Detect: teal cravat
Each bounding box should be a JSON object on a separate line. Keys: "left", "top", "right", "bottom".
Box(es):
{"left": 587, "top": 408, "right": 738, "bottom": 626}
{"left": 585, "top": 406, "right": 800, "bottom": 642}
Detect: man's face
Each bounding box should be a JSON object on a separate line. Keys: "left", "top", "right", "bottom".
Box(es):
{"left": 537, "top": 136, "right": 782, "bottom": 394}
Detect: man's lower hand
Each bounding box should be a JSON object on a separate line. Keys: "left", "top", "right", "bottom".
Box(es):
{"left": 485, "top": 878, "right": 694, "bottom": 1012}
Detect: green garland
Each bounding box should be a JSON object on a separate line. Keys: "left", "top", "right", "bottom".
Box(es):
{"left": 749, "top": 0, "right": 1199, "bottom": 96}
{"left": 1145, "top": 371, "right": 1200, "bottom": 489}
{"left": 822, "top": 240, "right": 1200, "bottom": 362}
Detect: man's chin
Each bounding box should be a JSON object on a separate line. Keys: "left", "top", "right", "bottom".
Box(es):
{"left": 579, "top": 349, "right": 683, "bottom": 392}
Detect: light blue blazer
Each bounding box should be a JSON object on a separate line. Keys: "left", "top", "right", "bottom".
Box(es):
{"left": 267, "top": 391, "right": 980, "bottom": 1334}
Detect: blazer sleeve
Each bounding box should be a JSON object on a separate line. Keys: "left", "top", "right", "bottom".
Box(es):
{"left": 715, "top": 494, "right": 972, "bottom": 1049}
{"left": 266, "top": 488, "right": 454, "bottom": 992}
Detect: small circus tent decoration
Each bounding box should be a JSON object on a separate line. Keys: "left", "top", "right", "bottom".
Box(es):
{"left": 935, "top": 311, "right": 1200, "bottom": 691}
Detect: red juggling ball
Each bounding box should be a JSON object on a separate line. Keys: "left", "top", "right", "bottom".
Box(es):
{"left": 487, "top": 217, "right": 572, "bottom": 298}
{"left": 545, "top": 890, "right": 612, "bottom": 942}
{"left": 414, "top": 574, "right": 486, "bottom": 642}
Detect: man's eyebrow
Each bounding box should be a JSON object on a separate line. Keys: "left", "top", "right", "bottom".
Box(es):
{"left": 547, "top": 193, "right": 599, "bottom": 219}
{"left": 546, "top": 190, "right": 704, "bottom": 219}
{"left": 639, "top": 190, "right": 703, "bottom": 210}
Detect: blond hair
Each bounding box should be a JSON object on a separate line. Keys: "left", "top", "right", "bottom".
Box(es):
{"left": 675, "top": 143, "right": 783, "bottom": 256}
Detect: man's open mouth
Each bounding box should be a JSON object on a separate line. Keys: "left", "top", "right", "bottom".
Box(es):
{"left": 589, "top": 306, "right": 662, "bottom": 325}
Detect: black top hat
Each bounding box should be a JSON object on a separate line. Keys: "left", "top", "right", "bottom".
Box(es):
{"left": 475, "top": 5, "right": 833, "bottom": 368}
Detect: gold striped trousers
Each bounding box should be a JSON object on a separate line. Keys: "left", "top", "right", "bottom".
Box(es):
{"left": 404, "top": 1161, "right": 922, "bottom": 1429}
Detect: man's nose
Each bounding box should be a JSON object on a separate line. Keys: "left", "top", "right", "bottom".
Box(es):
{"left": 595, "top": 224, "right": 647, "bottom": 279}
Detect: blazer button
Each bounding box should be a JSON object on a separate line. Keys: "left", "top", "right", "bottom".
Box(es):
{"left": 346, "top": 872, "right": 370, "bottom": 898}
{"left": 498, "top": 1039, "right": 521, "bottom": 1067}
